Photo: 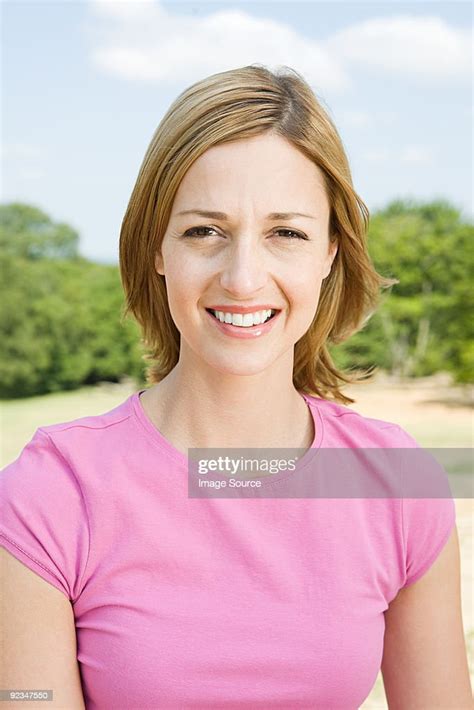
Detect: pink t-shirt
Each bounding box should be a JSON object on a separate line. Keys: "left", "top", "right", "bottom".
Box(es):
{"left": 0, "top": 389, "right": 455, "bottom": 709}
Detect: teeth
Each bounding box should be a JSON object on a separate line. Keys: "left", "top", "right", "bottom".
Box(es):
{"left": 212, "top": 309, "right": 275, "bottom": 327}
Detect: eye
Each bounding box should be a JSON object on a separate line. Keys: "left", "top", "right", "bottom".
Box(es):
{"left": 273, "top": 228, "right": 308, "bottom": 240}
{"left": 182, "top": 226, "right": 219, "bottom": 238}
{"left": 181, "top": 226, "right": 309, "bottom": 240}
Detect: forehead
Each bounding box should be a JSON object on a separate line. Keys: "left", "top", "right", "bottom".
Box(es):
{"left": 171, "top": 133, "right": 329, "bottom": 215}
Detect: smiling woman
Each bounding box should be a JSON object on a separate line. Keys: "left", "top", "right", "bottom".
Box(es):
{"left": 119, "top": 65, "right": 397, "bottom": 405}
{"left": 1, "top": 63, "right": 472, "bottom": 710}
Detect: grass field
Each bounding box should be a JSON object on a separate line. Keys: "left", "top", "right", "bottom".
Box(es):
{"left": 1, "top": 372, "right": 472, "bottom": 708}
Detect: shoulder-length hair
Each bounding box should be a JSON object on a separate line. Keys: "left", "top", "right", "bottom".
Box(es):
{"left": 119, "top": 63, "right": 397, "bottom": 405}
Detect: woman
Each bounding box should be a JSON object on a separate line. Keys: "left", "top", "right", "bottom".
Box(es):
{"left": 1, "top": 64, "right": 472, "bottom": 709}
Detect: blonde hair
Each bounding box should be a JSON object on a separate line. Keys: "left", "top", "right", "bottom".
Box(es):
{"left": 119, "top": 63, "right": 398, "bottom": 405}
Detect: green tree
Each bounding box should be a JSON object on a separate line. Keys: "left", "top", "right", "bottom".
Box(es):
{"left": 334, "top": 198, "right": 473, "bottom": 382}
{"left": 0, "top": 203, "right": 145, "bottom": 398}
{"left": 0, "top": 202, "right": 80, "bottom": 260}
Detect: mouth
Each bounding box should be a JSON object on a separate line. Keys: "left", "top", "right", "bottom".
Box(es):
{"left": 205, "top": 308, "right": 280, "bottom": 327}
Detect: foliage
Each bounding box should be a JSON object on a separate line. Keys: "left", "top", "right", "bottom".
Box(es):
{"left": 0, "top": 198, "right": 472, "bottom": 398}
{"left": 331, "top": 198, "right": 473, "bottom": 383}
{"left": 0, "top": 202, "right": 80, "bottom": 260}
{"left": 0, "top": 203, "right": 145, "bottom": 398}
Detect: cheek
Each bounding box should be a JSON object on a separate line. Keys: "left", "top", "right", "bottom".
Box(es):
{"left": 286, "top": 273, "right": 325, "bottom": 332}
{"left": 165, "top": 255, "right": 205, "bottom": 299}
{"left": 163, "top": 259, "right": 210, "bottom": 332}
{"left": 287, "top": 269, "right": 324, "bottom": 304}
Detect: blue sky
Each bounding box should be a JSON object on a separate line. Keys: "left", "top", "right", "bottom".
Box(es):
{"left": 2, "top": 0, "right": 472, "bottom": 264}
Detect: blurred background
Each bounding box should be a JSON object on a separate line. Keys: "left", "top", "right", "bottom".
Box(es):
{"left": 1, "top": 1, "right": 472, "bottom": 706}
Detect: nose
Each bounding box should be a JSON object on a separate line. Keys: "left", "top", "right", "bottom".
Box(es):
{"left": 218, "top": 239, "right": 268, "bottom": 297}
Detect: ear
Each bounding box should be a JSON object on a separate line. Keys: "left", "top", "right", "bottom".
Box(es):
{"left": 155, "top": 250, "right": 164, "bottom": 276}
{"left": 322, "top": 238, "right": 338, "bottom": 279}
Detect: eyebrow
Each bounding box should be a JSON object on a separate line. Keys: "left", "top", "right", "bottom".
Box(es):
{"left": 175, "top": 209, "right": 317, "bottom": 221}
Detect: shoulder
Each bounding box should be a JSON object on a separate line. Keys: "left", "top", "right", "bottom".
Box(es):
{"left": 24, "top": 393, "right": 138, "bottom": 464}
{"left": 38, "top": 393, "right": 135, "bottom": 439}
{"left": 303, "top": 393, "right": 413, "bottom": 447}
{"left": 1, "top": 392, "right": 138, "bottom": 511}
{"left": 0, "top": 426, "right": 92, "bottom": 601}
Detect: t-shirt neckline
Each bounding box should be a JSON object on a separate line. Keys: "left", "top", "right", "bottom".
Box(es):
{"left": 130, "top": 388, "right": 324, "bottom": 485}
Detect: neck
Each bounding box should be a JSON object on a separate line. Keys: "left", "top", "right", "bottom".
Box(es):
{"left": 143, "top": 364, "right": 314, "bottom": 453}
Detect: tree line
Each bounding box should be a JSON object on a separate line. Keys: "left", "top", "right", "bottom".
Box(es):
{"left": 0, "top": 200, "right": 472, "bottom": 398}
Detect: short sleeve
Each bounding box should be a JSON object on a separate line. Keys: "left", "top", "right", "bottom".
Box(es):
{"left": 396, "top": 425, "right": 456, "bottom": 589}
{"left": 0, "top": 427, "right": 90, "bottom": 601}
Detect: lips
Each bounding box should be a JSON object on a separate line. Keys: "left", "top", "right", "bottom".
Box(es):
{"left": 205, "top": 304, "right": 282, "bottom": 338}
{"left": 205, "top": 305, "right": 282, "bottom": 314}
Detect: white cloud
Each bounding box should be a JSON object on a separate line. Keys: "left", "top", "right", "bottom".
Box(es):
{"left": 324, "top": 14, "right": 472, "bottom": 82}
{"left": 85, "top": 3, "right": 471, "bottom": 91}
{"left": 89, "top": 0, "right": 155, "bottom": 21}
{"left": 85, "top": 0, "right": 350, "bottom": 91}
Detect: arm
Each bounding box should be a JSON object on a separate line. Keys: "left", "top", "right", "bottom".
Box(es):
{"left": 0, "top": 547, "right": 86, "bottom": 710}
{"left": 381, "top": 524, "right": 473, "bottom": 709}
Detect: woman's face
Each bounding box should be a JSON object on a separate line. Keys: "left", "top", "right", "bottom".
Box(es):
{"left": 155, "top": 132, "right": 338, "bottom": 377}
